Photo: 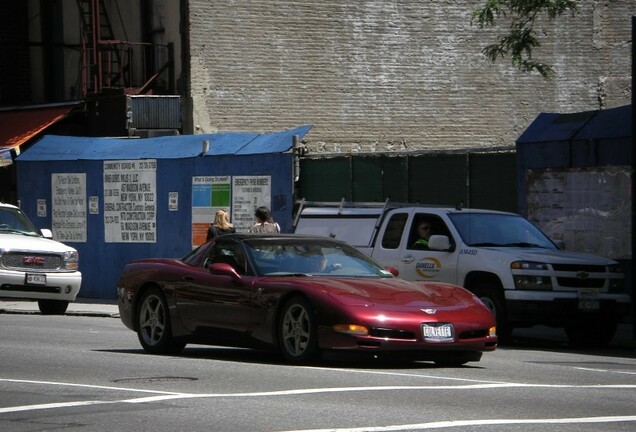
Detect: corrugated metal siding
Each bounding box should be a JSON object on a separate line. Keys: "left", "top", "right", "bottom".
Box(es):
{"left": 127, "top": 95, "right": 181, "bottom": 129}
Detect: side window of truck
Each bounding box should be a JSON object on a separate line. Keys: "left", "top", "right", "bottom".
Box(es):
{"left": 408, "top": 214, "right": 451, "bottom": 250}
{"left": 381, "top": 213, "right": 408, "bottom": 249}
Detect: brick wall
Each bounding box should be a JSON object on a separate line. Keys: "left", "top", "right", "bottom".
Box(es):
{"left": 188, "top": 0, "right": 634, "bottom": 153}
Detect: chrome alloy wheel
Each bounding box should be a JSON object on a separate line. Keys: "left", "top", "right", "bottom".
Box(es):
{"left": 281, "top": 303, "right": 311, "bottom": 357}
{"left": 139, "top": 293, "right": 166, "bottom": 347}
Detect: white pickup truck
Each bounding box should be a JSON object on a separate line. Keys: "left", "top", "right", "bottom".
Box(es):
{"left": 293, "top": 200, "right": 629, "bottom": 346}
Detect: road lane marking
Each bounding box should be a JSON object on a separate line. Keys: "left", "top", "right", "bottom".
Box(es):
{"left": 574, "top": 367, "right": 636, "bottom": 375}
{"left": 0, "top": 401, "right": 112, "bottom": 414}
{"left": 0, "top": 378, "right": 184, "bottom": 395}
{"left": 275, "top": 415, "right": 636, "bottom": 431}
{"left": 1, "top": 378, "right": 635, "bottom": 416}
{"left": 300, "top": 366, "right": 512, "bottom": 384}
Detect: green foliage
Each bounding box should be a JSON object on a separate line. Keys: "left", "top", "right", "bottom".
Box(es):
{"left": 472, "top": 0, "right": 579, "bottom": 78}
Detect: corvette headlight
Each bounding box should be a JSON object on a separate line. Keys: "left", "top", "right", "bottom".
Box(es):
{"left": 333, "top": 324, "right": 369, "bottom": 336}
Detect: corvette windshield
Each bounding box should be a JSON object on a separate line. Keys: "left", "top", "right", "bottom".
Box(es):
{"left": 246, "top": 240, "right": 394, "bottom": 278}
{"left": 448, "top": 213, "right": 556, "bottom": 249}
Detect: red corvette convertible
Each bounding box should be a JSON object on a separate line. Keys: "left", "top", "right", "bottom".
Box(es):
{"left": 117, "top": 234, "right": 497, "bottom": 365}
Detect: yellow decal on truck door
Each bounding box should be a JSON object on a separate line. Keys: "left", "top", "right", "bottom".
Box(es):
{"left": 415, "top": 257, "right": 442, "bottom": 279}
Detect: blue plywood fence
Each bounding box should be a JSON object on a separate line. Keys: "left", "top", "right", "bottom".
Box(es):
{"left": 15, "top": 126, "right": 310, "bottom": 299}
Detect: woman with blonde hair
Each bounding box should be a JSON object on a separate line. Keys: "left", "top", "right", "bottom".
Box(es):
{"left": 206, "top": 209, "right": 236, "bottom": 241}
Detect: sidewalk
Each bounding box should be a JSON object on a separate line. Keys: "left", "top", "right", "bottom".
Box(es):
{"left": 0, "top": 298, "right": 119, "bottom": 318}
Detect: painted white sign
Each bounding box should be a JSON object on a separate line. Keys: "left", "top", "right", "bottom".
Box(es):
{"left": 36, "top": 199, "right": 47, "bottom": 218}
{"left": 103, "top": 159, "right": 157, "bottom": 243}
{"left": 51, "top": 173, "right": 87, "bottom": 242}
{"left": 232, "top": 176, "right": 271, "bottom": 232}
{"left": 168, "top": 192, "right": 179, "bottom": 211}
{"left": 89, "top": 196, "right": 99, "bottom": 215}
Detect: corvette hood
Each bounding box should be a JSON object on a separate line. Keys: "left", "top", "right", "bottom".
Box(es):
{"left": 296, "top": 277, "right": 477, "bottom": 309}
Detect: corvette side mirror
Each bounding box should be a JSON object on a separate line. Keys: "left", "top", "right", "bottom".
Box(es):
{"left": 385, "top": 266, "right": 399, "bottom": 277}
{"left": 209, "top": 263, "right": 241, "bottom": 279}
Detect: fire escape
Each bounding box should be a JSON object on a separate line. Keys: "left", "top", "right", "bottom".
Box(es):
{"left": 74, "top": 0, "right": 180, "bottom": 137}
{"left": 76, "top": 0, "right": 174, "bottom": 97}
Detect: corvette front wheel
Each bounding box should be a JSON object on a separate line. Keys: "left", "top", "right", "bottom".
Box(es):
{"left": 278, "top": 296, "right": 319, "bottom": 363}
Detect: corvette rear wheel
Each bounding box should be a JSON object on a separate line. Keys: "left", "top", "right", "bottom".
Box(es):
{"left": 137, "top": 288, "right": 185, "bottom": 354}
{"left": 279, "top": 296, "right": 319, "bottom": 363}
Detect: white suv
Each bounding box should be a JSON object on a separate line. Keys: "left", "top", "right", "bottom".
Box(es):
{"left": 0, "top": 202, "right": 81, "bottom": 314}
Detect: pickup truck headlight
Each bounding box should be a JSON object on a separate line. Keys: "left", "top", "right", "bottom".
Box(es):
{"left": 607, "top": 263, "right": 624, "bottom": 292}
{"left": 511, "top": 261, "right": 552, "bottom": 290}
{"left": 63, "top": 251, "right": 79, "bottom": 271}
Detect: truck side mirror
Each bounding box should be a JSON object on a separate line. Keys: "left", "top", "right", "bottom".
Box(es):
{"left": 428, "top": 235, "right": 452, "bottom": 251}
{"left": 552, "top": 239, "right": 565, "bottom": 250}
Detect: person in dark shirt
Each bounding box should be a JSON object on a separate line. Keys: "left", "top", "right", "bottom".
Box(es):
{"left": 206, "top": 209, "right": 236, "bottom": 241}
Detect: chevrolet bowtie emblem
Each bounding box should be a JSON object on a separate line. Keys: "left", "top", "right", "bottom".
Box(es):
{"left": 421, "top": 309, "right": 437, "bottom": 315}
{"left": 576, "top": 271, "right": 589, "bottom": 279}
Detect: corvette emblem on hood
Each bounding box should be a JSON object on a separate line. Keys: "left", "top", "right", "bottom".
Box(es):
{"left": 421, "top": 309, "right": 437, "bottom": 315}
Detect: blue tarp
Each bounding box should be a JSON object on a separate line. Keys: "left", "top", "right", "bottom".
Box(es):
{"left": 516, "top": 105, "right": 631, "bottom": 144}
{"left": 15, "top": 125, "right": 313, "bottom": 299}
{"left": 17, "top": 125, "right": 312, "bottom": 161}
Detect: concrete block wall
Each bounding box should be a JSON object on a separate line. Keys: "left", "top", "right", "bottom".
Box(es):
{"left": 188, "top": 0, "right": 634, "bottom": 154}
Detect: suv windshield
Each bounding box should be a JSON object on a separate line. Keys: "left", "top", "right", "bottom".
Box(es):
{"left": 0, "top": 206, "right": 40, "bottom": 236}
{"left": 448, "top": 212, "right": 556, "bottom": 249}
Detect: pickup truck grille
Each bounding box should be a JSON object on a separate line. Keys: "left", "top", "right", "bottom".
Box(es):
{"left": 1, "top": 252, "right": 63, "bottom": 271}
{"left": 552, "top": 263, "right": 609, "bottom": 289}
{"left": 552, "top": 264, "right": 606, "bottom": 272}
{"left": 556, "top": 277, "right": 605, "bottom": 288}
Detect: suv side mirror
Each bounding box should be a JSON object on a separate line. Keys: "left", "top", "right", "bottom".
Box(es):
{"left": 428, "top": 234, "right": 452, "bottom": 251}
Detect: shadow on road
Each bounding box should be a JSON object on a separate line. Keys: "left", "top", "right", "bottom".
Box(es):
{"left": 97, "top": 346, "right": 488, "bottom": 369}
{"left": 500, "top": 326, "right": 636, "bottom": 360}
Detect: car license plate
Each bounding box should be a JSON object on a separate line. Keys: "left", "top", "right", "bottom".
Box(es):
{"left": 26, "top": 273, "right": 46, "bottom": 285}
{"left": 578, "top": 289, "right": 599, "bottom": 311}
{"left": 422, "top": 323, "right": 454, "bottom": 342}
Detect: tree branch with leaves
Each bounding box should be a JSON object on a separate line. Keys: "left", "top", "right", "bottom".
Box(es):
{"left": 472, "top": 0, "right": 579, "bottom": 78}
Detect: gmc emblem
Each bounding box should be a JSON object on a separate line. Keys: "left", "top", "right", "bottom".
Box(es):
{"left": 23, "top": 256, "right": 45, "bottom": 265}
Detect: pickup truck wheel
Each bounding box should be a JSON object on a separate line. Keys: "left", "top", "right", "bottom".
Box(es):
{"left": 38, "top": 299, "right": 69, "bottom": 315}
{"left": 565, "top": 320, "right": 617, "bottom": 348}
{"left": 472, "top": 285, "right": 511, "bottom": 342}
